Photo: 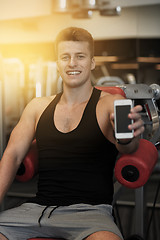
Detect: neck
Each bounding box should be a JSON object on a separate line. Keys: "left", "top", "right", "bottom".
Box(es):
{"left": 61, "top": 84, "right": 93, "bottom": 105}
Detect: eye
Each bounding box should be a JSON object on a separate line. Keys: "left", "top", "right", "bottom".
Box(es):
{"left": 61, "top": 55, "right": 69, "bottom": 61}
{"left": 77, "top": 54, "right": 85, "bottom": 59}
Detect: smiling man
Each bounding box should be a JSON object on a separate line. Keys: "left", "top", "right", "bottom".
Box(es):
{"left": 0, "top": 27, "right": 144, "bottom": 240}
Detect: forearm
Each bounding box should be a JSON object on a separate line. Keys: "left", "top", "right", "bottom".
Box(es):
{"left": 115, "top": 135, "right": 140, "bottom": 154}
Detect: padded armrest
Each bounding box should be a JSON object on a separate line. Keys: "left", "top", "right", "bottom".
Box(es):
{"left": 95, "top": 86, "right": 126, "bottom": 97}
{"left": 16, "top": 140, "right": 38, "bottom": 182}
{"left": 115, "top": 139, "right": 158, "bottom": 188}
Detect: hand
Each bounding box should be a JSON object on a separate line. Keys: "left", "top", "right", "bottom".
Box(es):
{"left": 128, "top": 105, "right": 145, "bottom": 138}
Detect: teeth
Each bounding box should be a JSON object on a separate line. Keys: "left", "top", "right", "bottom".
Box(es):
{"left": 67, "top": 71, "right": 80, "bottom": 75}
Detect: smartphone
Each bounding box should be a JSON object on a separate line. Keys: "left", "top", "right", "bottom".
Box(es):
{"left": 114, "top": 99, "right": 134, "bottom": 139}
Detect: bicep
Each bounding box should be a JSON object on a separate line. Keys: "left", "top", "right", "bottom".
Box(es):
{"left": 6, "top": 100, "right": 37, "bottom": 163}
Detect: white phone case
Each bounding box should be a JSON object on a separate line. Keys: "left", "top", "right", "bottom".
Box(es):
{"left": 114, "top": 99, "right": 134, "bottom": 139}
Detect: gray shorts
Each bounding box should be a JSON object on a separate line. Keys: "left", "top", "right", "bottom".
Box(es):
{"left": 0, "top": 203, "right": 123, "bottom": 240}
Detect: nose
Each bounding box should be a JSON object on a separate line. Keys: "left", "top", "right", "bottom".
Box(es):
{"left": 68, "top": 56, "right": 77, "bottom": 67}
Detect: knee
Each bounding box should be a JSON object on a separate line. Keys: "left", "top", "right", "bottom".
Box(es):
{"left": 0, "top": 233, "right": 8, "bottom": 240}
{"left": 85, "top": 231, "right": 122, "bottom": 240}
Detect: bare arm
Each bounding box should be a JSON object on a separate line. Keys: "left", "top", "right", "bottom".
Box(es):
{"left": 0, "top": 98, "right": 38, "bottom": 203}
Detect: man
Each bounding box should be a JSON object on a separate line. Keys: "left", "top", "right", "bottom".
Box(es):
{"left": 0, "top": 27, "right": 144, "bottom": 240}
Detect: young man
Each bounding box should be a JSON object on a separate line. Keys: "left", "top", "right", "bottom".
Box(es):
{"left": 0, "top": 27, "right": 144, "bottom": 240}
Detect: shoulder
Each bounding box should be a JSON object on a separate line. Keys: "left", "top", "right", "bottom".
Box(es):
{"left": 19, "top": 95, "right": 57, "bottom": 130}
{"left": 29, "top": 95, "right": 56, "bottom": 105}
{"left": 96, "top": 89, "right": 125, "bottom": 121}
{"left": 21, "top": 95, "right": 56, "bottom": 119}
{"left": 96, "top": 90, "right": 125, "bottom": 125}
{"left": 98, "top": 90, "right": 124, "bottom": 111}
{"left": 26, "top": 95, "right": 56, "bottom": 110}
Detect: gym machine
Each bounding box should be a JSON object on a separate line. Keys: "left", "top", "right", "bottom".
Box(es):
{"left": 116, "top": 83, "right": 160, "bottom": 240}
{"left": 97, "top": 83, "right": 160, "bottom": 239}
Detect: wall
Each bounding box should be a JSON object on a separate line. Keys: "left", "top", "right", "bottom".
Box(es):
{"left": 0, "top": 3, "right": 160, "bottom": 44}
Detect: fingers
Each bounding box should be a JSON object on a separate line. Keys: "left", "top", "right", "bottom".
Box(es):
{"left": 128, "top": 119, "right": 144, "bottom": 137}
{"left": 128, "top": 105, "right": 145, "bottom": 137}
{"left": 131, "top": 104, "right": 143, "bottom": 112}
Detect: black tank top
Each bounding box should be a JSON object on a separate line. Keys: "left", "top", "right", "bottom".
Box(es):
{"left": 31, "top": 88, "right": 118, "bottom": 206}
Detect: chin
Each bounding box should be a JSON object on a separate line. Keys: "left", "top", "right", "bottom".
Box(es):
{"left": 65, "top": 79, "right": 83, "bottom": 88}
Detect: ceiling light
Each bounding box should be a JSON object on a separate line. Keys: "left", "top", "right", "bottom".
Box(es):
{"left": 100, "top": 6, "right": 121, "bottom": 16}
{"left": 52, "top": 0, "right": 76, "bottom": 13}
{"left": 81, "top": 0, "right": 98, "bottom": 10}
{"left": 72, "top": 10, "right": 93, "bottom": 18}
{"left": 52, "top": 0, "right": 122, "bottom": 18}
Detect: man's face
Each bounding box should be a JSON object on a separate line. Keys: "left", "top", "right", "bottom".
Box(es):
{"left": 56, "top": 41, "right": 95, "bottom": 88}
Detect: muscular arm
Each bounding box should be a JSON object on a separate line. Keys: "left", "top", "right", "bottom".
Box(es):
{"left": 0, "top": 99, "right": 38, "bottom": 203}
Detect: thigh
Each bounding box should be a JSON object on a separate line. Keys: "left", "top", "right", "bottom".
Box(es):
{"left": 0, "top": 203, "right": 41, "bottom": 226}
{"left": 0, "top": 203, "right": 52, "bottom": 240}
{"left": 48, "top": 204, "right": 123, "bottom": 240}
{"left": 0, "top": 203, "right": 123, "bottom": 240}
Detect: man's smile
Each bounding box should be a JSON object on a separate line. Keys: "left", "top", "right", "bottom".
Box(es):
{"left": 66, "top": 71, "right": 81, "bottom": 75}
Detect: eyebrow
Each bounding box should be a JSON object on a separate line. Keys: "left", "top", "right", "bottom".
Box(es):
{"left": 59, "top": 52, "right": 87, "bottom": 57}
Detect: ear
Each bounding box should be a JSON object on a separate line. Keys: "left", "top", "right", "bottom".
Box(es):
{"left": 91, "top": 57, "right": 95, "bottom": 70}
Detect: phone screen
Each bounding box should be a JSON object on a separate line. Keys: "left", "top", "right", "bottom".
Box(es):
{"left": 116, "top": 105, "right": 132, "bottom": 133}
